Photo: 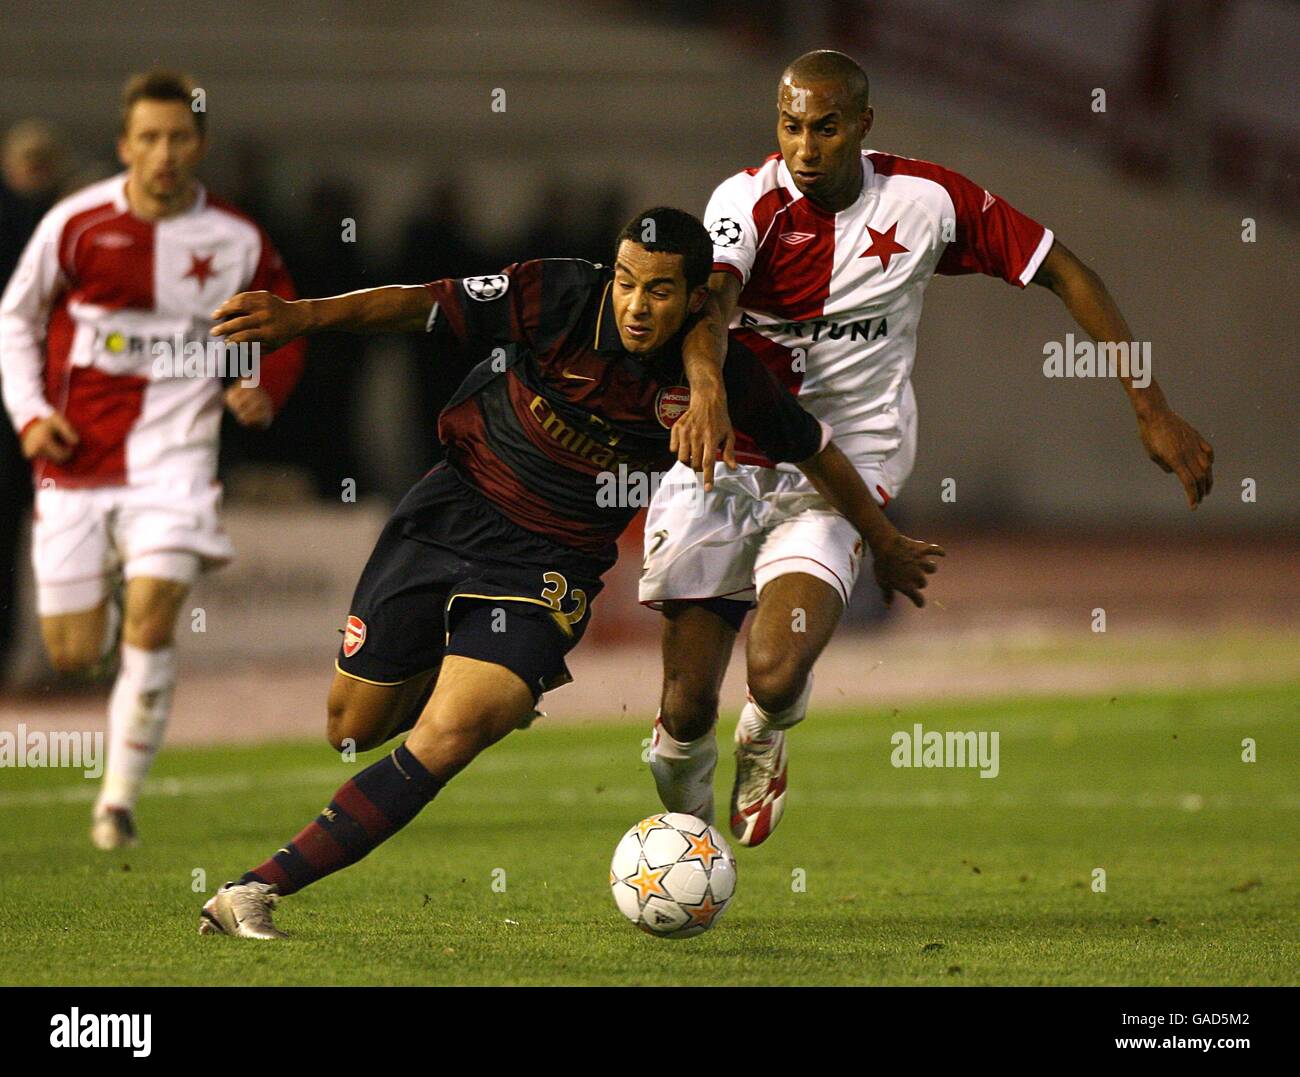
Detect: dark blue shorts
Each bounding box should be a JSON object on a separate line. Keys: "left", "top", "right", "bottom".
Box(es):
{"left": 336, "top": 464, "right": 613, "bottom": 699}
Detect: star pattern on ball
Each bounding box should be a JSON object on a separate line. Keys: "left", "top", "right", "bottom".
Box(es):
{"left": 634, "top": 814, "right": 669, "bottom": 839}
{"left": 682, "top": 829, "right": 725, "bottom": 869}
{"left": 624, "top": 860, "right": 673, "bottom": 904}
{"left": 858, "top": 221, "right": 909, "bottom": 271}
{"left": 685, "top": 894, "right": 723, "bottom": 930}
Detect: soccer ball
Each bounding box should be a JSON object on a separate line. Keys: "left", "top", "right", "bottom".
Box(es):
{"left": 609, "top": 812, "right": 737, "bottom": 938}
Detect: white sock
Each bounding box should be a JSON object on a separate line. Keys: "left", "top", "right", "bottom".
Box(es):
{"left": 649, "top": 714, "right": 718, "bottom": 823}
{"left": 738, "top": 673, "right": 814, "bottom": 744}
{"left": 97, "top": 644, "right": 177, "bottom": 813}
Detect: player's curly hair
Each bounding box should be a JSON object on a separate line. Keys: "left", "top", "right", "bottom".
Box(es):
{"left": 615, "top": 207, "right": 713, "bottom": 291}
{"left": 120, "top": 69, "right": 205, "bottom": 136}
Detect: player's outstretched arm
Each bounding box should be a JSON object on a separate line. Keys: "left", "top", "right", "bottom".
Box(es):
{"left": 1032, "top": 240, "right": 1214, "bottom": 509}
{"left": 673, "top": 271, "right": 741, "bottom": 489}
{"left": 210, "top": 286, "right": 433, "bottom": 350}
{"left": 796, "top": 440, "right": 944, "bottom": 608}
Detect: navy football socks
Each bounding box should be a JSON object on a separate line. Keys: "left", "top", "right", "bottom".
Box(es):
{"left": 240, "top": 743, "right": 443, "bottom": 896}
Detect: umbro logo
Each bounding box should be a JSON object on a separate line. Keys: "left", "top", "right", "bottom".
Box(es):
{"left": 982, "top": 189, "right": 996, "bottom": 212}
{"left": 779, "top": 231, "right": 815, "bottom": 246}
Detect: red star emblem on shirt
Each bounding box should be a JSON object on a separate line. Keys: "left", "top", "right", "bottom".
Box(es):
{"left": 859, "top": 221, "right": 909, "bottom": 270}
{"left": 183, "top": 252, "right": 216, "bottom": 288}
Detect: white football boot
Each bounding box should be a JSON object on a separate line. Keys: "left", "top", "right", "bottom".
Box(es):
{"left": 729, "top": 676, "right": 812, "bottom": 846}
{"left": 729, "top": 723, "right": 789, "bottom": 846}
{"left": 91, "top": 806, "right": 138, "bottom": 850}
{"left": 198, "top": 881, "right": 288, "bottom": 940}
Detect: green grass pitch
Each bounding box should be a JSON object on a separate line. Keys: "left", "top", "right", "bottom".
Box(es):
{"left": 1, "top": 683, "right": 1296, "bottom": 985}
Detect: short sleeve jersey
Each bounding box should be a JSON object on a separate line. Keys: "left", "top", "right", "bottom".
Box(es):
{"left": 424, "top": 259, "right": 829, "bottom": 552}
{"left": 704, "top": 150, "right": 1053, "bottom": 465}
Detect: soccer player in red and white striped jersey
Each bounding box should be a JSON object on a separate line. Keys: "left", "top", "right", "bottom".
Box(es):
{"left": 0, "top": 71, "right": 304, "bottom": 848}
{"left": 641, "top": 51, "right": 1215, "bottom": 846}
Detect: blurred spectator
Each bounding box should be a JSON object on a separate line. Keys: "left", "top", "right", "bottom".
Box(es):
{"left": 223, "top": 179, "right": 372, "bottom": 498}
{"left": 572, "top": 183, "right": 627, "bottom": 266}
{"left": 0, "top": 120, "right": 70, "bottom": 683}
{"left": 386, "top": 179, "right": 621, "bottom": 483}
{"left": 518, "top": 181, "right": 625, "bottom": 266}
{"left": 393, "top": 179, "right": 494, "bottom": 475}
{"left": 518, "top": 180, "right": 575, "bottom": 261}
{"left": 224, "top": 138, "right": 289, "bottom": 248}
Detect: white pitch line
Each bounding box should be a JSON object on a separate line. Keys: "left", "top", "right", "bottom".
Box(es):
{"left": 0, "top": 766, "right": 1296, "bottom": 811}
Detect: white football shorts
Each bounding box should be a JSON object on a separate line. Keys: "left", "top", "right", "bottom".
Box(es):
{"left": 639, "top": 428, "right": 916, "bottom": 610}
{"left": 32, "top": 479, "right": 234, "bottom": 615}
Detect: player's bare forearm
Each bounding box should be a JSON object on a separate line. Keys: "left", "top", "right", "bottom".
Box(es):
{"left": 301, "top": 286, "right": 433, "bottom": 335}
{"left": 686, "top": 299, "right": 728, "bottom": 390}
{"left": 681, "top": 281, "right": 735, "bottom": 390}
{"left": 673, "top": 271, "right": 743, "bottom": 483}
{"left": 1033, "top": 240, "right": 1161, "bottom": 411}
{"left": 1032, "top": 239, "right": 1214, "bottom": 507}
{"left": 797, "top": 440, "right": 944, "bottom": 607}
{"left": 797, "top": 441, "right": 894, "bottom": 549}
{"left": 211, "top": 286, "right": 432, "bottom": 349}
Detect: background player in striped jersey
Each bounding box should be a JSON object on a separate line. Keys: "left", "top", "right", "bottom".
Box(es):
{"left": 641, "top": 50, "right": 1215, "bottom": 846}
{"left": 0, "top": 71, "right": 305, "bottom": 848}
{"left": 195, "top": 208, "right": 941, "bottom": 938}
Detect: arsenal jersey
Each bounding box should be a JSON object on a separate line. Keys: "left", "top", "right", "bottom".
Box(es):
{"left": 425, "top": 259, "right": 829, "bottom": 552}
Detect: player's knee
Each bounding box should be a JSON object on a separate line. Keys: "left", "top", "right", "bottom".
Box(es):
{"left": 121, "top": 610, "right": 176, "bottom": 651}
{"left": 746, "top": 648, "right": 808, "bottom": 714}
{"left": 45, "top": 636, "right": 100, "bottom": 674}
{"left": 325, "top": 700, "right": 387, "bottom": 754}
{"left": 408, "top": 704, "right": 512, "bottom": 772}
{"left": 660, "top": 678, "right": 718, "bottom": 742}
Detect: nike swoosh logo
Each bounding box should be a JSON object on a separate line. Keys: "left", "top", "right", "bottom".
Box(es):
{"left": 562, "top": 370, "right": 596, "bottom": 382}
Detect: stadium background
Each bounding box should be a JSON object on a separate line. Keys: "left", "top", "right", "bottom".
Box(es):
{"left": 0, "top": 0, "right": 1296, "bottom": 735}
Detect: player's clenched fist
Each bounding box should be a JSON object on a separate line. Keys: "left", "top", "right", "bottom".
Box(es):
{"left": 873, "top": 534, "right": 945, "bottom": 608}
{"left": 20, "top": 412, "right": 80, "bottom": 463}
{"left": 211, "top": 290, "right": 312, "bottom": 351}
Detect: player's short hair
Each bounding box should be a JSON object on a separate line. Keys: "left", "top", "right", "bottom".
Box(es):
{"left": 120, "top": 70, "right": 205, "bottom": 136}
{"left": 615, "top": 207, "right": 713, "bottom": 291}
{"left": 782, "top": 50, "right": 870, "bottom": 114}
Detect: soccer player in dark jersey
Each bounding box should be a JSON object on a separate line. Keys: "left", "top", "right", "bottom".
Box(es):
{"left": 195, "top": 207, "right": 942, "bottom": 939}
